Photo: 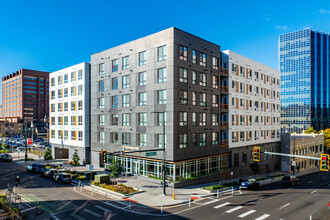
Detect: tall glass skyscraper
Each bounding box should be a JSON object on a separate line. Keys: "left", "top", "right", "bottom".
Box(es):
{"left": 280, "top": 29, "right": 330, "bottom": 132}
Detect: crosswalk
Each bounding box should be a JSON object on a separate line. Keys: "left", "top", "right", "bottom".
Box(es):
{"left": 202, "top": 200, "right": 272, "bottom": 220}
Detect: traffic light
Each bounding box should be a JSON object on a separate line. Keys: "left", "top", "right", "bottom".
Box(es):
{"left": 253, "top": 146, "right": 261, "bottom": 162}
{"left": 101, "top": 151, "right": 107, "bottom": 164}
{"left": 320, "top": 154, "right": 329, "bottom": 171}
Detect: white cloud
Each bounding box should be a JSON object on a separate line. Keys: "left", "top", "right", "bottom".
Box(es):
{"left": 275, "top": 25, "right": 288, "bottom": 30}
{"left": 319, "top": 8, "right": 330, "bottom": 15}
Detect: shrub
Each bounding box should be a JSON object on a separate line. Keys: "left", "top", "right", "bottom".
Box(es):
{"left": 91, "top": 181, "right": 99, "bottom": 186}
{"left": 76, "top": 175, "right": 87, "bottom": 181}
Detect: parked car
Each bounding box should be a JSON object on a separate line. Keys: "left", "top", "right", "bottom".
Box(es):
{"left": 0, "top": 154, "right": 12, "bottom": 162}
{"left": 282, "top": 176, "right": 299, "bottom": 187}
{"left": 43, "top": 169, "right": 58, "bottom": 179}
{"left": 27, "top": 163, "right": 46, "bottom": 174}
{"left": 54, "top": 173, "right": 71, "bottom": 184}
{"left": 239, "top": 179, "right": 260, "bottom": 190}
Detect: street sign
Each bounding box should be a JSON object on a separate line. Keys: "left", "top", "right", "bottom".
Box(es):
{"left": 146, "top": 152, "right": 157, "bottom": 156}
{"left": 27, "top": 138, "right": 33, "bottom": 145}
{"left": 292, "top": 160, "right": 296, "bottom": 166}
{"left": 89, "top": 165, "right": 94, "bottom": 171}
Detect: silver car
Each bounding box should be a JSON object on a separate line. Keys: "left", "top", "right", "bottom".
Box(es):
{"left": 54, "top": 173, "right": 72, "bottom": 184}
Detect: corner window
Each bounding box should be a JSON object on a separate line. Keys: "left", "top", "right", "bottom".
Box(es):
{"left": 78, "top": 70, "right": 83, "bottom": 80}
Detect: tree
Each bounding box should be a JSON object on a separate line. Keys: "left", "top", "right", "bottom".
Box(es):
{"left": 250, "top": 162, "right": 260, "bottom": 177}
{"left": 109, "top": 156, "right": 121, "bottom": 184}
{"left": 44, "top": 148, "right": 53, "bottom": 165}
{"left": 0, "top": 141, "right": 6, "bottom": 152}
{"left": 71, "top": 150, "right": 80, "bottom": 170}
{"left": 324, "top": 129, "right": 330, "bottom": 154}
{"left": 305, "top": 127, "right": 316, "bottom": 134}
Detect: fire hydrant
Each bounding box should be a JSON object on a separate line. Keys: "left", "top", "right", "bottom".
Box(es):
{"left": 173, "top": 193, "right": 176, "bottom": 200}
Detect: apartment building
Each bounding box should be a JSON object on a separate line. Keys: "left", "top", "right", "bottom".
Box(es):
{"left": 90, "top": 27, "right": 229, "bottom": 182}
{"left": 222, "top": 50, "right": 281, "bottom": 177}
{"left": 49, "top": 63, "right": 91, "bottom": 163}
{"left": 2, "top": 69, "right": 49, "bottom": 122}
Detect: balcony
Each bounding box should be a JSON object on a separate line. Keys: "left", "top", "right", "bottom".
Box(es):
{"left": 219, "top": 103, "right": 228, "bottom": 111}
{"left": 220, "top": 139, "right": 228, "bottom": 146}
{"left": 220, "top": 85, "right": 228, "bottom": 94}
{"left": 219, "top": 121, "right": 228, "bottom": 129}
{"left": 220, "top": 67, "right": 228, "bottom": 76}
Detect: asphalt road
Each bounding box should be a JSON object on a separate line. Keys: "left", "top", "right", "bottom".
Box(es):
{"left": 165, "top": 171, "right": 330, "bottom": 220}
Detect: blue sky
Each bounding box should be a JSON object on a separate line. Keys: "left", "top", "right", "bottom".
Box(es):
{"left": 1, "top": 1, "right": 330, "bottom": 78}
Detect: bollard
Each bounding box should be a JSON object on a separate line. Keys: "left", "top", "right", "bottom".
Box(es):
{"left": 310, "top": 215, "right": 312, "bottom": 220}
{"left": 13, "top": 186, "right": 16, "bottom": 194}
{"left": 232, "top": 186, "right": 233, "bottom": 195}
{"left": 172, "top": 193, "right": 176, "bottom": 200}
{"left": 79, "top": 181, "right": 81, "bottom": 187}
{"left": 189, "top": 197, "right": 191, "bottom": 207}
{"left": 217, "top": 190, "right": 219, "bottom": 199}
{"left": 161, "top": 204, "right": 163, "bottom": 214}
{"left": 91, "top": 187, "right": 94, "bottom": 196}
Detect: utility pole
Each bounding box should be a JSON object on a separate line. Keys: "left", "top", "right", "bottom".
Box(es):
{"left": 162, "top": 111, "right": 166, "bottom": 195}
{"left": 293, "top": 125, "right": 296, "bottom": 176}
{"left": 24, "top": 121, "right": 28, "bottom": 162}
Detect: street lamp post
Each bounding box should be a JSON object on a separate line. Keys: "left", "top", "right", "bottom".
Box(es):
{"left": 24, "top": 121, "right": 28, "bottom": 162}
{"left": 44, "top": 116, "right": 49, "bottom": 145}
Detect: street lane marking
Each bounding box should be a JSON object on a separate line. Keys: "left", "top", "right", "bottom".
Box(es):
{"left": 311, "top": 190, "right": 318, "bottom": 194}
{"left": 238, "top": 210, "right": 256, "bottom": 218}
{"left": 226, "top": 206, "right": 243, "bottom": 213}
{"left": 286, "top": 188, "right": 293, "bottom": 191}
{"left": 279, "top": 203, "right": 290, "bottom": 209}
{"left": 71, "top": 214, "right": 86, "bottom": 220}
{"left": 308, "top": 181, "right": 313, "bottom": 184}
{"left": 255, "top": 214, "right": 270, "bottom": 220}
{"left": 214, "top": 202, "right": 230, "bottom": 209}
{"left": 83, "top": 209, "right": 102, "bottom": 217}
{"left": 95, "top": 205, "right": 112, "bottom": 213}
{"left": 204, "top": 200, "right": 219, "bottom": 205}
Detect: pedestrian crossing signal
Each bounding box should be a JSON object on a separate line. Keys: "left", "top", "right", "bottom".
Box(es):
{"left": 253, "top": 147, "right": 260, "bottom": 162}
{"left": 101, "top": 151, "right": 107, "bottom": 164}
{"left": 320, "top": 154, "right": 329, "bottom": 171}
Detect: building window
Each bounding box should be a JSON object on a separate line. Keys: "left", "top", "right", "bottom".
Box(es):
{"left": 212, "top": 95, "right": 219, "bottom": 107}
{"left": 78, "top": 85, "right": 83, "bottom": 95}
{"left": 99, "top": 63, "right": 104, "bottom": 75}
{"left": 122, "top": 133, "right": 131, "bottom": 145}
{"left": 212, "top": 113, "right": 219, "bottom": 126}
{"left": 179, "top": 112, "right": 188, "bottom": 126}
{"left": 139, "top": 92, "right": 147, "bottom": 106}
{"left": 158, "top": 90, "right": 167, "bottom": 104}
{"left": 157, "top": 68, "right": 166, "bottom": 83}
{"left": 64, "top": 74, "right": 68, "bottom": 83}
{"left": 240, "top": 67, "right": 245, "bottom": 78}
{"left": 122, "top": 113, "right": 130, "bottom": 126}
{"left": 234, "top": 153, "right": 239, "bottom": 167}
{"left": 51, "top": 91, "right": 55, "bottom": 100}
{"left": 78, "top": 100, "right": 83, "bottom": 110}
{"left": 71, "top": 86, "right": 76, "bottom": 96}
{"left": 64, "top": 88, "right": 68, "bottom": 97}
{"left": 139, "top": 51, "right": 147, "bottom": 66}
{"left": 212, "top": 76, "right": 219, "bottom": 89}
{"left": 240, "top": 131, "right": 245, "bottom": 142}
{"left": 232, "top": 64, "right": 237, "bottom": 72}
{"left": 179, "top": 68, "right": 188, "bottom": 83}
{"left": 179, "top": 90, "right": 188, "bottom": 104}
{"left": 71, "top": 101, "right": 76, "bottom": 111}
{"left": 158, "top": 134, "right": 167, "bottom": 148}
{"left": 64, "top": 130, "right": 68, "bottom": 140}
{"left": 51, "top": 117, "right": 55, "bottom": 125}
{"left": 192, "top": 71, "right": 197, "bottom": 85}
{"left": 179, "top": 134, "right": 188, "bottom": 148}
{"left": 99, "top": 132, "right": 105, "bottom": 143}
{"left": 199, "top": 133, "right": 206, "bottom": 146}
{"left": 112, "top": 78, "right": 118, "bottom": 90}
{"left": 71, "top": 116, "right": 76, "bottom": 125}
{"left": 199, "top": 53, "right": 206, "bottom": 66}
{"left": 64, "top": 102, "right": 68, "bottom": 111}
{"left": 192, "top": 92, "right": 197, "bottom": 106}
{"left": 157, "top": 112, "right": 167, "bottom": 126}
{"left": 58, "top": 130, "right": 63, "bottom": 139}
{"left": 122, "top": 75, "right": 129, "bottom": 88}
{"left": 138, "top": 133, "right": 147, "bottom": 146}
{"left": 212, "top": 132, "right": 219, "bottom": 144}
{"left": 111, "top": 114, "right": 118, "bottom": 125}
{"left": 58, "top": 103, "right": 62, "bottom": 112}
{"left": 122, "top": 56, "right": 129, "bottom": 70}
{"left": 99, "top": 115, "right": 105, "bottom": 126}
{"left": 139, "top": 113, "right": 147, "bottom": 126}
{"left": 199, "top": 73, "right": 207, "bottom": 86}
{"left": 51, "top": 130, "right": 55, "bottom": 138}
{"left": 71, "top": 71, "right": 76, "bottom": 81}
{"left": 112, "top": 96, "right": 118, "bottom": 108}
{"left": 122, "top": 94, "right": 130, "bottom": 107}
{"left": 99, "top": 97, "right": 105, "bottom": 109}
{"left": 58, "top": 75, "right": 62, "bottom": 85}
{"left": 58, "top": 89, "right": 62, "bottom": 98}
{"left": 64, "top": 116, "right": 68, "bottom": 125}
{"left": 112, "top": 59, "right": 118, "bottom": 72}
{"left": 111, "top": 132, "right": 118, "bottom": 144}
{"left": 199, "top": 113, "right": 206, "bottom": 126}
{"left": 232, "top": 132, "right": 237, "bottom": 143}
{"left": 192, "top": 112, "right": 197, "bottom": 126}
{"left": 78, "top": 70, "right": 83, "bottom": 80}
{"left": 199, "top": 93, "right": 207, "bottom": 106}
{"left": 78, "top": 116, "right": 83, "bottom": 125}
{"left": 158, "top": 45, "right": 167, "bottom": 61}
{"left": 139, "top": 72, "right": 146, "bottom": 86}
{"left": 192, "top": 50, "right": 197, "bottom": 64}
{"left": 98, "top": 80, "right": 104, "bottom": 92}
{"left": 51, "top": 78, "right": 55, "bottom": 86}
{"left": 212, "top": 57, "right": 219, "bottom": 70}
{"left": 179, "top": 45, "right": 188, "bottom": 61}
{"left": 192, "top": 133, "right": 197, "bottom": 146}
{"left": 78, "top": 131, "right": 83, "bottom": 141}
